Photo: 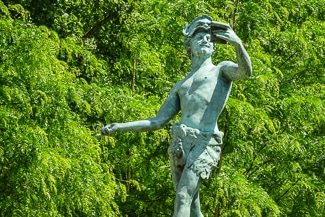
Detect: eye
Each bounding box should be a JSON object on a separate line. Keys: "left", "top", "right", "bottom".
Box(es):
{"left": 193, "top": 35, "right": 202, "bottom": 40}
{"left": 198, "top": 34, "right": 205, "bottom": 39}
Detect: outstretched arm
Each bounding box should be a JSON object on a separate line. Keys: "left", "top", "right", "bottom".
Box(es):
{"left": 212, "top": 23, "right": 252, "bottom": 80}
{"left": 100, "top": 84, "right": 181, "bottom": 135}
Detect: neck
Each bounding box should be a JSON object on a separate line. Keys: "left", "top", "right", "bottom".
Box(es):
{"left": 191, "top": 55, "right": 213, "bottom": 72}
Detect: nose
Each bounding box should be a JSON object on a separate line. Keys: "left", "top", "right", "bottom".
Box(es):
{"left": 202, "top": 35, "right": 210, "bottom": 43}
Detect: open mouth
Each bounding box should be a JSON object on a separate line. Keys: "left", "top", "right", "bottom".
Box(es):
{"left": 200, "top": 44, "right": 210, "bottom": 48}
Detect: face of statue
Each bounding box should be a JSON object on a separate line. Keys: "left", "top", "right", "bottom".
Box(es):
{"left": 190, "top": 31, "right": 214, "bottom": 58}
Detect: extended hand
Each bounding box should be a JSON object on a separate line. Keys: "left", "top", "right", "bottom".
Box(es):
{"left": 100, "top": 123, "right": 119, "bottom": 136}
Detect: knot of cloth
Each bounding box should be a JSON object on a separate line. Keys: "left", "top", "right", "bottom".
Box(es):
{"left": 168, "top": 123, "right": 224, "bottom": 180}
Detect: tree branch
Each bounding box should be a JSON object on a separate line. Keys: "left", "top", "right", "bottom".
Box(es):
{"left": 82, "top": 11, "right": 119, "bottom": 39}
{"left": 277, "top": 50, "right": 299, "bottom": 69}
{"left": 275, "top": 178, "right": 301, "bottom": 203}
{"left": 244, "top": 142, "right": 269, "bottom": 176}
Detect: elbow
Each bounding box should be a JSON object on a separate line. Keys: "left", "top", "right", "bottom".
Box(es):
{"left": 244, "top": 60, "right": 253, "bottom": 78}
{"left": 149, "top": 118, "right": 168, "bottom": 130}
{"left": 246, "top": 67, "right": 253, "bottom": 78}
{"left": 240, "top": 64, "right": 252, "bottom": 79}
{"left": 247, "top": 59, "right": 253, "bottom": 77}
{"left": 234, "top": 68, "right": 252, "bottom": 81}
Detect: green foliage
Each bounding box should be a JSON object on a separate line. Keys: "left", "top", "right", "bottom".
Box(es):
{"left": 0, "top": 10, "right": 119, "bottom": 216}
{"left": 0, "top": 0, "right": 324, "bottom": 216}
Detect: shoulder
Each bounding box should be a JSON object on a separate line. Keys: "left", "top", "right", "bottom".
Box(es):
{"left": 218, "top": 60, "right": 236, "bottom": 67}
{"left": 218, "top": 60, "right": 238, "bottom": 72}
{"left": 217, "top": 61, "right": 238, "bottom": 81}
{"left": 171, "top": 80, "right": 183, "bottom": 90}
{"left": 168, "top": 80, "right": 183, "bottom": 96}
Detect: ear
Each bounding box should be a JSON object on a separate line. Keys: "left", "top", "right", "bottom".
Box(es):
{"left": 184, "top": 37, "right": 192, "bottom": 57}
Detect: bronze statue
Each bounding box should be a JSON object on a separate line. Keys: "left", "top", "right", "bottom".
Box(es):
{"left": 100, "top": 15, "right": 252, "bottom": 217}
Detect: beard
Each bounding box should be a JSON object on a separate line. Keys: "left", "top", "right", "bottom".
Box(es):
{"left": 192, "top": 46, "right": 214, "bottom": 58}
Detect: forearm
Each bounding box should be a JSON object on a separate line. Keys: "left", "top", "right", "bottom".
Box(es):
{"left": 235, "top": 43, "right": 252, "bottom": 78}
{"left": 101, "top": 87, "right": 180, "bottom": 136}
{"left": 114, "top": 117, "right": 166, "bottom": 133}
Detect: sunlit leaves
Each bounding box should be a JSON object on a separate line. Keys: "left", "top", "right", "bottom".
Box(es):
{"left": 1, "top": 0, "right": 324, "bottom": 216}
{"left": 0, "top": 12, "right": 120, "bottom": 216}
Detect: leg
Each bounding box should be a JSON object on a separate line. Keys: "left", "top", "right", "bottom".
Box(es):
{"left": 173, "top": 167, "right": 202, "bottom": 217}
{"left": 190, "top": 191, "right": 204, "bottom": 217}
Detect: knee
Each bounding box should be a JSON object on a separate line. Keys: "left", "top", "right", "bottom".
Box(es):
{"left": 176, "top": 192, "right": 192, "bottom": 205}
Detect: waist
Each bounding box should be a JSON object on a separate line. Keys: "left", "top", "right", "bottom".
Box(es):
{"left": 178, "top": 115, "right": 221, "bottom": 132}
{"left": 171, "top": 123, "right": 224, "bottom": 141}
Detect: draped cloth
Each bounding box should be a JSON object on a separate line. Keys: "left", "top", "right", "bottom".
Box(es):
{"left": 168, "top": 123, "right": 223, "bottom": 188}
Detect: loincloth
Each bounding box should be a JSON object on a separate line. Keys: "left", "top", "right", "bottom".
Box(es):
{"left": 168, "top": 123, "right": 223, "bottom": 182}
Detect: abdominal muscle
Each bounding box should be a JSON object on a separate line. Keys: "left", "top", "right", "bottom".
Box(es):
{"left": 178, "top": 96, "right": 222, "bottom": 132}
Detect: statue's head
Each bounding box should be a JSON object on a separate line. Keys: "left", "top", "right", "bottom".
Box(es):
{"left": 183, "top": 15, "right": 216, "bottom": 58}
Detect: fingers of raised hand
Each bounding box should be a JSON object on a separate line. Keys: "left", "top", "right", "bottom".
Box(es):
{"left": 210, "top": 21, "right": 230, "bottom": 29}
{"left": 212, "top": 29, "right": 239, "bottom": 45}
{"left": 212, "top": 29, "right": 228, "bottom": 40}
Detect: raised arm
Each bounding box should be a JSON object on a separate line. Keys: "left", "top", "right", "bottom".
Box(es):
{"left": 212, "top": 23, "right": 252, "bottom": 80}
{"left": 100, "top": 84, "right": 181, "bottom": 135}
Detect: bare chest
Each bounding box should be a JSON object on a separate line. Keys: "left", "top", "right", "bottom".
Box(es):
{"left": 175, "top": 65, "right": 232, "bottom": 129}
{"left": 176, "top": 66, "right": 232, "bottom": 114}
{"left": 178, "top": 68, "right": 220, "bottom": 97}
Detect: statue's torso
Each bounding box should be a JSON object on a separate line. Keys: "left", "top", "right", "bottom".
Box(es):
{"left": 176, "top": 64, "right": 232, "bottom": 132}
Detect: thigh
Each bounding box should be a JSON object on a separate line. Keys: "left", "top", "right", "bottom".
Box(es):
{"left": 177, "top": 166, "right": 202, "bottom": 197}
